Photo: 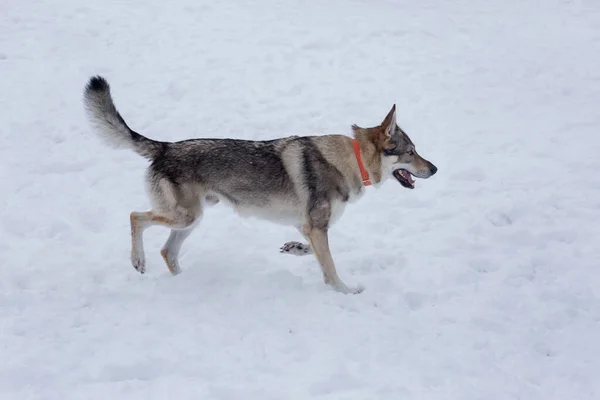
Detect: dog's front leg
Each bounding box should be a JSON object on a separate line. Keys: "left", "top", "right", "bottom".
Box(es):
{"left": 304, "top": 226, "right": 363, "bottom": 294}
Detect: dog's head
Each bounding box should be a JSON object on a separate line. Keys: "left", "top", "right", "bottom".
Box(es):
{"left": 375, "top": 104, "right": 437, "bottom": 189}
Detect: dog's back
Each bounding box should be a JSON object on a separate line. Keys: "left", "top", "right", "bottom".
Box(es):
{"left": 83, "top": 76, "right": 357, "bottom": 225}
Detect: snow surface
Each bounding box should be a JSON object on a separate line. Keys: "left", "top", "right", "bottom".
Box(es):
{"left": 2, "top": 0, "right": 600, "bottom": 398}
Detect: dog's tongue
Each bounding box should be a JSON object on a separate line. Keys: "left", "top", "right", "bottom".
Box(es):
{"left": 401, "top": 170, "right": 415, "bottom": 185}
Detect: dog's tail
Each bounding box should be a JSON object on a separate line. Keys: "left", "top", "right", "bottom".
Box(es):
{"left": 83, "top": 76, "right": 165, "bottom": 160}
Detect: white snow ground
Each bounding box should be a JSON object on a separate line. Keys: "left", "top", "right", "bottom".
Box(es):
{"left": 1, "top": 0, "right": 600, "bottom": 398}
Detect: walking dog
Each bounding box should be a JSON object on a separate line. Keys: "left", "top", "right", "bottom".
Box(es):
{"left": 83, "top": 76, "right": 437, "bottom": 294}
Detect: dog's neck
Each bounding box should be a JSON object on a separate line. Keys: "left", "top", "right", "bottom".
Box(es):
{"left": 351, "top": 125, "right": 384, "bottom": 185}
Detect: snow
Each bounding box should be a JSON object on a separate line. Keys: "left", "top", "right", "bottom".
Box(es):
{"left": 1, "top": 0, "right": 600, "bottom": 398}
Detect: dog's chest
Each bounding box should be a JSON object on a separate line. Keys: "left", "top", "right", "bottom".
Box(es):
{"left": 329, "top": 186, "right": 365, "bottom": 225}
{"left": 329, "top": 200, "right": 347, "bottom": 226}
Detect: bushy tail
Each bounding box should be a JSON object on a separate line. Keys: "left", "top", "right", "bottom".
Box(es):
{"left": 83, "top": 76, "right": 165, "bottom": 159}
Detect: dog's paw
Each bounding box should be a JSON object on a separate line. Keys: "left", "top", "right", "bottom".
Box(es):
{"left": 131, "top": 254, "right": 146, "bottom": 274}
{"left": 160, "top": 248, "right": 182, "bottom": 276}
{"left": 350, "top": 285, "right": 365, "bottom": 295}
{"left": 280, "top": 241, "right": 311, "bottom": 256}
{"left": 332, "top": 282, "right": 365, "bottom": 295}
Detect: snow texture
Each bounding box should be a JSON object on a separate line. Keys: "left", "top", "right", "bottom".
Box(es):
{"left": 1, "top": 0, "right": 600, "bottom": 399}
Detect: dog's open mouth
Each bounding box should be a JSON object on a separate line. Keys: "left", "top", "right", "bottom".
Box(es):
{"left": 393, "top": 169, "right": 415, "bottom": 189}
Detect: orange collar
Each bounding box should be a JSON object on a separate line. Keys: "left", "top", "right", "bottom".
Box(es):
{"left": 353, "top": 139, "right": 371, "bottom": 186}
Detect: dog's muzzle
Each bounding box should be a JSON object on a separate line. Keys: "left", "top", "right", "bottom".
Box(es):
{"left": 393, "top": 163, "right": 437, "bottom": 189}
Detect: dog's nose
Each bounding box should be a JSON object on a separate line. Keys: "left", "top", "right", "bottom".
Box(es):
{"left": 430, "top": 164, "right": 438, "bottom": 176}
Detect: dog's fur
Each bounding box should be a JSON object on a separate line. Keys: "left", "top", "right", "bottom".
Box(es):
{"left": 83, "top": 76, "right": 437, "bottom": 294}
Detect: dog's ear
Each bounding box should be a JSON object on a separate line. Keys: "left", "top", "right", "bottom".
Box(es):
{"left": 381, "top": 104, "right": 397, "bottom": 137}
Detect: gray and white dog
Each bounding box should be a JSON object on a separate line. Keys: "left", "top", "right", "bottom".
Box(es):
{"left": 83, "top": 76, "right": 437, "bottom": 294}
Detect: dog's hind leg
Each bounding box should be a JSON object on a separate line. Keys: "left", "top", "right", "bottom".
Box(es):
{"left": 130, "top": 179, "right": 202, "bottom": 275}
{"left": 130, "top": 209, "right": 200, "bottom": 275}
{"left": 130, "top": 211, "right": 152, "bottom": 274}
{"left": 160, "top": 228, "right": 194, "bottom": 275}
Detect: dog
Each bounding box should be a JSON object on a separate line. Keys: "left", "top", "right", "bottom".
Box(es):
{"left": 83, "top": 76, "right": 437, "bottom": 294}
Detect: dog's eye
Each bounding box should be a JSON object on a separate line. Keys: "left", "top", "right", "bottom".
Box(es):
{"left": 407, "top": 150, "right": 414, "bottom": 156}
